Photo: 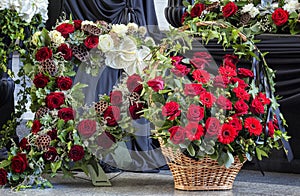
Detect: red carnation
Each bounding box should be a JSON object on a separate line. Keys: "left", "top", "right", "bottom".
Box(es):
{"left": 68, "top": 145, "right": 85, "bottom": 162}
{"left": 244, "top": 117, "right": 263, "bottom": 136}
{"left": 218, "top": 124, "right": 237, "bottom": 144}
{"left": 58, "top": 107, "right": 75, "bottom": 122}
{"left": 0, "top": 168, "right": 8, "bottom": 186}
{"left": 223, "top": 54, "right": 239, "bottom": 65}
{"left": 192, "top": 69, "right": 210, "bottom": 84}
{"left": 233, "top": 87, "right": 250, "bottom": 101}
{"left": 11, "top": 153, "right": 28, "bottom": 173}
{"left": 184, "top": 83, "right": 205, "bottom": 97}
{"left": 185, "top": 122, "right": 204, "bottom": 141}
{"left": 222, "top": 2, "right": 238, "bottom": 18}
{"left": 19, "top": 138, "right": 30, "bottom": 151}
{"left": 205, "top": 117, "right": 221, "bottom": 137}
{"left": 168, "top": 126, "right": 185, "bottom": 144}
{"left": 213, "top": 75, "right": 230, "bottom": 88}
{"left": 219, "top": 66, "right": 237, "bottom": 78}
{"left": 238, "top": 68, "right": 254, "bottom": 78}
{"left": 31, "top": 120, "right": 41, "bottom": 134}
{"left": 127, "top": 74, "right": 142, "bottom": 93}
{"left": 78, "top": 119, "right": 97, "bottom": 138}
{"left": 96, "top": 131, "right": 116, "bottom": 149}
{"left": 187, "top": 104, "right": 204, "bottom": 122}
{"left": 43, "top": 147, "right": 58, "bottom": 162}
{"left": 84, "top": 35, "right": 99, "bottom": 49}
{"left": 162, "top": 101, "right": 181, "bottom": 120}
{"left": 147, "top": 76, "right": 164, "bottom": 92}
{"left": 216, "top": 95, "right": 233, "bottom": 110}
{"left": 231, "top": 77, "right": 248, "bottom": 89}
{"left": 103, "top": 106, "right": 121, "bottom": 126}
{"left": 190, "top": 57, "right": 209, "bottom": 69}
{"left": 267, "top": 121, "right": 275, "bottom": 138}
{"left": 199, "top": 91, "right": 216, "bottom": 108}
{"left": 110, "top": 90, "right": 123, "bottom": 105}
{"left": 171, "top": 56, "right": 183, "bottom": 65}
{"left": 190, "top": 3, "right": 206, "bottom": 18}
{"left": 228, "top": 117, "right": 243, "bottom": 131}
{"left": 56, "top": 23, "right": 75, "bottom": 38}
{"left": 35, "top": 47, "right": 52, "bottom": 62}
{"left": 57, "top": 43, "right": 73, "bottom": 61}
{"left": 257, "top": 92, "right": 271, "bottom": 105}
{"left": 234, "top": 100, "right": 249, "bottom": 116}
{"left": 33, "top": 73, "right": 50, "bottom": 88}
{"left": 129, "top": 103, "right": 145, "bottom": 120}
{"left": 46, "top": 92, "right": 65, "bottom": 110}
{"left": 73, "top": 20, "right": 82, "bottom": 30}
{"left": 251, "top": 98, "right": 265, "bottom": 114}
{"left": 171, "top": 64, "right": 190, "bottom": 77}
{"left": 272, "top": 8, "right": 289, "bottom": 27}
{"left": 56, "top": 76, "right": 73, "bottom": 91}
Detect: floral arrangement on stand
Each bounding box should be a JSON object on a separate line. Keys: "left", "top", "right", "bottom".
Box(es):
{"left": 181, "top": 0, "right": 300, "bottom": 36}
{"left": 0, "top": 0, "right": 49, "bottom": 149}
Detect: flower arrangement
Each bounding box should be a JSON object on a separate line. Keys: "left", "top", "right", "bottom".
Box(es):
{"left": 181, "top": 0, "right": 300, "bottom": 36}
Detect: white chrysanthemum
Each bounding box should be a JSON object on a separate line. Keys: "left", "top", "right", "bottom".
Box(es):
{"left": 31, "top": 31, "right": 42, "bottom": 46}
{"left": 98, "top": 34, "right": 114, "bottom": 53}
{"left": 111, "top": 24, "right": 128, "bottom": 36}
{"left": 0, "top": 0, "right": 9, "bottom": 10}
{"left": 283, "top": 1, "right": 300, "bottom": 13}
{"left": 241, "top": 3, "right": 259, "bottom": 18}
{"left": 49, "top": 30, "right": 65, "bottom": 46}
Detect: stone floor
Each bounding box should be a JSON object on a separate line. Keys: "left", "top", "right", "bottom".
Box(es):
{"left": 1, "top": 169, "right": 300, "bottom": 196}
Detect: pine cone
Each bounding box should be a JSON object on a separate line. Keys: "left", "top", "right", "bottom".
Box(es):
{"left": 35, "top": 107, "right": 49, "bottom": 119}
{"left": 35, "top": 134, "right": 51, "bottom": 151}
{"left": 240, "top": 13, "right": 251, "bottom": 25}
{"left": 82, "top": 24, "right": 102, "bottom": 36}
{"left": 39, "top": 59, "right": 57, "bottom": 76}
{"left": 72, "top": 45, "right": 89, "bottom": 62}
{"left": 95, "top": 100, "right": 109, "bottom": 114}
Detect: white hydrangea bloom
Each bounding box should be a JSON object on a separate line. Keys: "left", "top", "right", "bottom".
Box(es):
{"left": 283, "top": 0, "right": 300, "bottom": 13}
{"left": 0, "top": 0, "right": 9, "bottom": 10}
{"left": 241, "top": 3, "right": 259, "bottom": 18}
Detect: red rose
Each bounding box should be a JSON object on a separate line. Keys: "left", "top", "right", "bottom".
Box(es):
{"left": 238, "top": 68, "right": 254, "bottom": 78}
{"left": 43, "top": 147, "right": 58, "bottom": 162}
{"left": 56, "top": 23, "right": 75, "bottom": 38}
{"left": 181, "top": 11, "right": 189, "bottom": 24}
{"left": 73, "top": 20, "right": 82, "bottom": 30}
{"left": 35, "top": 47, "right": 52, "bottom": 62}
{"left": 185, "top": 122, "right": 204, "bottom": 141}
{"left": 187, "top": 104, "right": 204, "bottom": 122}
{"left": 84, "top": 35, "right": 99, "bottom": 49}
{"left": 68, "top": 145, "right": 85, "bottom": 162}
{"left": 219, "top": 66, "right": 237, "bottom": 78}
{"left": 193, "top": 52, "right": 212, "bottom": 61}
{"left": 222, "top": 2, "right": 238, "bottom": 18}
{"left": 103, "top": 106, "right": 121, "bottom": 126}
{"left": 184, "top": 83, "right": 205, "bottom": 97}
{"left": 46, "top": 92, "right": 65, "bottom": 110}
{"left": 171, "top": 56, "right": 183, "bottom": 65}
{"left": 190, "top": 3, "right": 206, "bottom": 18}
{"left": 218, "top": 124, "right": 237, "bottom": 144}
{"left": 47, "top": 129, "right": 58, "bottom": 140}
{"left": 223, "top": 54, "right": 239, "bottom": 65}
{"left": 78, "top": 119, "right": 97, "bottom": 138}
{"left": 205, "top": 117, "right": 221, "bottom": 137}
{"left": 233, "top": 87, "right": 250, "bottom": 101}
{"left": 33, "top": 73, "right": 50, "bottom": 88}
{"left": 147, "top": 76, "right": 164, "bottom": 92}
{"left": 190, "top": 57, "right": 209, "bottom": 69}
{"left": 231, "top": 77, "right": 248, "bottom": 89}
{"left": 267, "top": 121, "right": 275, "bottom": 138}
{"left": 11, "top": 153, "right": 28, "bottom": 173}
{"left": 228, "top": 117, "right": 242, "bottom": 131}
{"left": 127, "top": 74, "right": 142, "bottom": 93}
{"left": 251, "top": 98, "right": 265, "bottom": 114}
{"left": 0, "top": 168, "right": 8, "bottom": 186}
{"left": 19, "top": 138, "right": 30, "bottom": 151}
{"left": 272, "top": 8, "right": 289, "bottom": 26}
{"left": 96, "top": 131, "right": 116, "bottom": 149}
{"left": 56, "top": 76, "right": 73, "bottom": 91}
{"left": 244, "top": 117, "right": 262, "bottom": 136}
{"left": 129, "top": 103, "right": 145, "bottom": 120}
{"left": 168, "top": 126, "right": 185, "bottom": 144}
{"left": 199, "top": 91, "right": 216, "bottom": 108}
{"left": 213, "top": 75, "right": 229, "bottom": 88}
{"left": 192, "top": 69, "right": 210, "bottom": 84}
{"left": 58, "top": 107, "right": 75, "bottom": 122}
{"left": 171, "top": 64, "right": 190, "bottom": 77}
{"left": 257, "top": 92, "right": 271, "bottom": 105}
{"left": 110, "top": 90, "right": 123, "bottom": 105}
{"left": 57, "top": 43, "right": 73, "bottom": 61}
{"left": 234, "top": 100, "right": 249, "bottom": 116}
{"left": 216, "top": 95, "right": 232, "bottom": 110}
{"left": 32, "top": 120, "right": 41, "bottom": 134}
{"left": 162, "top": 101, "right": 181, "bottom": 120}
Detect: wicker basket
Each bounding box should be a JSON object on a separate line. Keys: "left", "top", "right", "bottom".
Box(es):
{"left": 160, "top": 142, "right": 246, "bottom": 191}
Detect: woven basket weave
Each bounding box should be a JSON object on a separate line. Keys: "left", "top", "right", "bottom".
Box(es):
{"left": 160, "top": 141, "right": 245, "bottom": 191}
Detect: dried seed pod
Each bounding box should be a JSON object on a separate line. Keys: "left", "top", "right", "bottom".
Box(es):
{"left": 72, "top": 45, "right": 89, "bottom": 62}
{"left": 35, "top": 134, "right": 51, "bottom": 151}
{"left": 39, "top": 59, "right": 57, "bottom": 76}
{"left": 35, "top": 107, "right": 50, "bottom": 119}
{"left": 81, "top": 24, "right": 102, "bottom": 36}
{"left": 95, "top": 100, "right": 109, "bottom": 114}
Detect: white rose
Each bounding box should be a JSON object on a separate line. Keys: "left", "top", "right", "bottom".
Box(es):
{"left": 111, "top": 24, "right": 128, "bottom": 36}
{"left": 98, "top": 34, "right": 114, "bottom": 53}
{"left": 127, "top": 22, "right": 139, "bottom": 32}
{"left": 0, "top": 0, "right": 9, "bottom": 10}
{"left": 31, "top": 31, "right": 42, "bottom": 46}
{"left": 49, "top": 30, "right": 65, "bottom": 46}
